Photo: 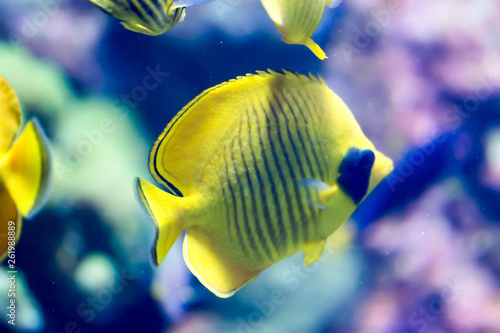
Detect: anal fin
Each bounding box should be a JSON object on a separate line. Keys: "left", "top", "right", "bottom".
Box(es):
{"left": 183, "top": 228, "right": 262, "bottom": 298}
{"left": 303, "top": 239, "right": 326, "bottom": 266}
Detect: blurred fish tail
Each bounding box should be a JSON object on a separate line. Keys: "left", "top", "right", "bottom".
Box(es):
{"left": 1, "top": 118, "right": 51, "bottom": 218}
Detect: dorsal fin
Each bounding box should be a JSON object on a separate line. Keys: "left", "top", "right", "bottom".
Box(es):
{"left": 149, "top": 70, "right": 327, "bottom": 197}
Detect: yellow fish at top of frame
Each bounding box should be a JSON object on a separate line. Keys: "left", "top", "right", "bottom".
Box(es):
{"left": 261, "top": 0, "right": 342, "bottom": 59}
{"left": 135, "top": 70, "right": 393, "bottom": 298}
{"left": 87, "top": 0, "right": 215, "bottom": 36}
{"left": 0, "top": 76, "right": 51, "bottom": 262}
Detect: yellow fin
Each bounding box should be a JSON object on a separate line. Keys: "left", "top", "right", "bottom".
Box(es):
{"left": 0, "top": 76, "right": 21, "bottom": 154}
{"left": 325, "top": 220, "right": 355, "bottom": 253}
{"left": 298, "top": 178, "right": 337, "bottom": 210}
{"left": 177, "top": 8, "right": 186, "bottom": 24}
{"left": 282, "top": 37, "right": 327, "bottom": 60}
{"left": 183, "top": 228, "right": 262, "bottom": 298}
{"left": 1, "top": 119, "right": 51, "bottom": 218}
{"left": 0, "top": 183, "right": 22, "bottom": 262}
{"left": 303, "top": 239, "right": 326, "bottom": 266}
{"left": 135, "top": 177, "right": 193, "bottom": 266}
{"left": 303, "top": 38, "right": 327, "bottom": 60}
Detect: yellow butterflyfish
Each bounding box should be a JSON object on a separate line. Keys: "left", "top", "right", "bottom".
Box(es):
{"left": 87, "top": 0, "right": 215, "bottom": 36}
{"left": 135, "top": 70, "right": 393, "bottom": 298}
{"left": 261, "top": 0, "right": 342, "bottom": 59}
{"left": 0, "top": 76, "right": 51, "bottom": 261}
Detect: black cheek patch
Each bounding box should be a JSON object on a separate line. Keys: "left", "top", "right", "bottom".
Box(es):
{"left": 337, "top": 148, "right": 376, "bottom": 204}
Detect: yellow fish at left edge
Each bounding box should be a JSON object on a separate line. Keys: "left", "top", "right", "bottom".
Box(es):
{"left": 87, "top": 0, "right": 215, "bottom": 36}
{"left": 0, "top": 76, "right": 51, "bottom": 262}
{"left": 261, "top": 0, "right": 342, "bottom": 60}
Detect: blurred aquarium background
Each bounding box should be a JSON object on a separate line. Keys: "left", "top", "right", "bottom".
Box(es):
{"left": 1, "top": 0, "right": 500, "bottom": 332}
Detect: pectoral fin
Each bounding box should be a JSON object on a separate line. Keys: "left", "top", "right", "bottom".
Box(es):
{"left": 183, "top": 228, "right": 262, "bottom": 298}
{"left": 298, "top": 178, "right": 337, "bottom": 210}
{"left": 303, "top": 239, "right": 326, "bottom": 266}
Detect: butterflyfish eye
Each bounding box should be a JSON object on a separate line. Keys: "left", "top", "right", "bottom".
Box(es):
{"left": 337, "top": 148, "right": 375, "bottom": 204}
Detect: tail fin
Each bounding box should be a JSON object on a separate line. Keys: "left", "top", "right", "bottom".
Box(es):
{"left": 135, "top": 177, "right": 190, "bottom": 266}
{"left": 1, "top": 118, "right": 51, "bottom": 218}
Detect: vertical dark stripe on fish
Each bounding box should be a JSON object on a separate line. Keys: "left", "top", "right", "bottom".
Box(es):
{"left": 282, "top": 94, "right": 314, "bottom": 179}
{"left": 130, "top": 0, "right": 161, "bottom": 27}
{"left": 143, "top": 0, "right": 164, "bottom": 24}
{"left": 301, "top": 90, "right": 331, "bottom": 179}
{"left": 268, "top": 94, "right": 302, "bottom": 246}
{"left": 293, "top": 0, "right": 307, "bottom": 36}
{"left": 311, "top": 89, "right": 332, "bottom": 179}
{"left": 298, "top": 91, "right": 328, "bottom": 180}
{"left": 272, "top": 92, "right": 314, "bottom": 243}
{"left": 236, "top": 118, "right": 262, "bottom": 260}
{"left": 224, "top": 145, "right": 250, "bottom": 257}
{"left": 281, "top": 91, "right": 317, "bottom": 180}
{"left": 253, "top": 106, "right": 281, "bottom": 257}
{"left": 283, "top": 89, "right": 321, "bottom": 234}
{"left": 283, "top": 89, "right": 324, "bottom": 237}
{"left": 148, "top": 0, "right": 164, "bottom": 14}
{"left": 247, "top": 108, "right": 276, "bottom": 261}
{"left": 220, "top": 172, "right": 231, "bottom": 241}
{"left": 280, "top": 90, "right": 321, "bottom": 197}
{"left": 231, "top": 137, "right": 256, "bottom": 260}
{"left": 261, "top": 101, "right": 289, "bottom": 252}
{"left": 288, "top": 89, "right": 327, "bottom": 180}
{"left": 297, "top": 0, "right": 314, "bottom": 36}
